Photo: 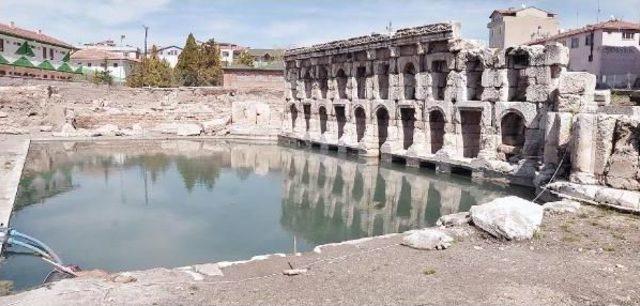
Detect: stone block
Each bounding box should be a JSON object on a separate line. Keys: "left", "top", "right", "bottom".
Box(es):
{"left": 525, "top": 66, "right": 552, "bottom": 85}
{"left": 469, "top": 196, "right": 544, "bottom": 241}
{"left": 594, "top": 90, "right": 611, "bottom": 106}
{"left": 558, "top": 72, "right": 596, "bottom": 95}
{"left": 481, "top": 69, "right": 507, "bottom": 88}
{"left": 481, "top": 87, "right": 507, "bottom": 102}
{"left": 544, "top": 43, "right": 570, "bottom": 66}
{"left": 604, "top": 117, "right": 640, "bottom": 191}
{"left": 556, "top": 94, "right": 585, "bottom": 113}
{"left": 525, "top": 84, "right": 552, "bottom": 103}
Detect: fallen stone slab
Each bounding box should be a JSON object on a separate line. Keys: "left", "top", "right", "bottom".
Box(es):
{"left": 436, "top": 212, "right": 470, "bottom": 227}
{"left": 543, "top": 200, "right": 581, "bottom": 214}
{"left": 469, "top": 196, "right": 543, "bottom": 241}
{"left": 401, "top": 228, "right": 454, "bottom": 250}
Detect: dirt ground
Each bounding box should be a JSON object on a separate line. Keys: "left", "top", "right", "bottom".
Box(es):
{"left": 0, "top": 205, "right": 638, "bottom": 305}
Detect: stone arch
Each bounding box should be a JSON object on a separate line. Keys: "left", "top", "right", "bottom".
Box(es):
{"left": 289, "top": 104, "right": 298, "bottom": 130}
{"left": 431, "top": 60, "right": 448, "bottom": 100}
{"left": 336, "top": 69, "right": 348, "bottom": 99}
{"left": 459, "top": 109, "right": 482, "bottom": 158}
{"left": 375, "top": 106, "right": 390, "bottom": 149}
{"left": 356, "top": 66, "right": 367, "bottom": 99}
{"left": 428, "top": 109, "right": 446, "bottom": 154}
{"left": 403, "top": 62, "right": 416, "bottom": 100}
{"left": 465, "top": 55, "right": 484, "bottom": 101}
{"left": 303, "top": 70, "right": 313, "bottom": 99}
{"left": 354, "top": 106, "right": 367, "bottom": 142}
{"left": 377, "top": 63, "right": 389, "bottom": 100}
{"left": 318, "top": 106, "right": 328, "bottom": 134}
{"left": 303, "top": 104, "right": 311, "bottom": 131}
{"left": 500, "top": 111, "right": 526, "bottom": 160}
{"left": 335, "top": 105, "right": 347, "bottom": 139}
{"left": 400, "top": 107, "right": 416, "bottom": 150}
{"left": 318, "top": 66, "right": 329, "bottom": 99}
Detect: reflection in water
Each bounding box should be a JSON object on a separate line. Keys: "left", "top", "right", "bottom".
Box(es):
{"left": 2, "top": 140, "right": 532, "bottom": 292}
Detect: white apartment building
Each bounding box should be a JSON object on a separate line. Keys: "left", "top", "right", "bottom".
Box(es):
{"left": 488, "top": 6, "right": 560, "bottom": 49}
{"left": 71, "top": 48, "right": 139, "bottom": 83}
{"left": 529, "top": 19, "right": 640, "bottom": 88}
{"left": 156, "top": 46, "right": 182, "bottom": 67}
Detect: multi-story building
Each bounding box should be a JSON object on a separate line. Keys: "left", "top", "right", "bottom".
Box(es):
{"left": 79, "top": 40, "right": 140, "bottom": 60}
{"left": 218, "top": 42, "right": 245, "bottom": 63}
{"left": 0, "top": 21, "right": 81, "bottom": 80}
{"left": 529, "top": 19, "right": 640, "bottom": 88}
{"left": 488, "top": 6, "right": 560, "bottom": 49}
{"left": 155, "top": 45, "right": 182, "bottom": 67}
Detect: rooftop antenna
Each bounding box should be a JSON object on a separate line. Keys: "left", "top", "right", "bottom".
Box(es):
{"left": 143, "top": 25, "right": 149, "bottom": 57}
{"left": 596, "top": 0, "right": 601, "bottom": 22}
{"left": 576, "top": 9, "right": 580, "bottom": 28}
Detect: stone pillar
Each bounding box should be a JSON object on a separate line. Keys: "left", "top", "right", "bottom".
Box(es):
{"left": 569, "top": 113, "right": 598, "bottom": 184}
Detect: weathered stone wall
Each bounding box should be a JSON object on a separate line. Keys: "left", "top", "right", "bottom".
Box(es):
{"left": 0, "top": 82, "right": 284, "bottom": 137}
{"left": 222, "top": 69, "right": 284, "bottom": 90}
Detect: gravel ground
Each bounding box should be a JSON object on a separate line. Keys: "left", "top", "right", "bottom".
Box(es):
{"left": 0, "top": 205, "right": 638, "bottom": 305}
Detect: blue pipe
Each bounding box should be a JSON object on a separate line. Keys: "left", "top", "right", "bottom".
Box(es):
{"left": 9, "top": 229, "right": 63, "bottom": 264}
{"left": 7, "top": 238, "right": 77, "bottom": 277}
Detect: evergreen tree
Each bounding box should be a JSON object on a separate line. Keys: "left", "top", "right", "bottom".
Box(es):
{"left": 175, "top": 33, "right": 201, "bottom": 86}
{"left": 127, "top": 46, "right": 174, "bottom": 88}
{"left": 198, "top": 39, "right": 222, "bottom": 86}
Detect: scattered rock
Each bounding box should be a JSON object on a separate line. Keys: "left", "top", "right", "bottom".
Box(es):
{"left": 283, "top": 268, "right": 307, "bottom": 276}
{"left": 194, "top": 263, "right": 223, "bottom": 277}
{"left": 202, "top": 117, "right": 231, "bottom": 135}
{"left": 469, "top": 196, "right": 544, "bottom": 241}
{"left": 0, "top": 111, "right": 7, "bottom": 118}
{"left": 473, "top": 246, "right": 483, "bottom": 250}
{"left": 111, "top": 274, "right": 137, "bottom": 284}
{"left": 402, "top": 229, "right": 454, "bottom": 250}
{"left": 0, "top": 127, "right": 28, "bottom": 135}
{"left": 436, "top": 212, "right": 470, "bottom": 227}
{"left": 93, "top": 124, "right": 121, "bottom": 137}
{"left": 542, "top": 200, "right": 581, "bottom": 214}
{"left": 39, "top": 125, "right": 53, "bottom": 132}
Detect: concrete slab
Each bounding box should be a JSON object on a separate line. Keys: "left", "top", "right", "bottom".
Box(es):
{"left": 0, "top": 137, "right": 30, "bottom": 227}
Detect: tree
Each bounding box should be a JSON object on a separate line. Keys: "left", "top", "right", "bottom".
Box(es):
{"left": 175, "top": 33, "right": 201, "bottom": 86}
{"left": 198, "top": 39, "right": 222, "bottom": 86}
{"left": 127, "top": 45, "right": 174, "bottom": 88}
{"left": 92, "top": 59, "right": 113, "bottom": 85}
{"left": 235, "top": 50, "right": 254, "bottom": 67}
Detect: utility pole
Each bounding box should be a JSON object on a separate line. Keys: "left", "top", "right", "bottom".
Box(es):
{"left": 143, "top": 25, "right": 149, "bottom": 58}
{"left": 596, "top": 0, "right": 601, "bottom": 22}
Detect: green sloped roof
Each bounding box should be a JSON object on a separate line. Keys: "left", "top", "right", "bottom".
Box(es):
{"left": 0, "top": 54, "right": 8, "bottom": 65}
{"left": 62, "top": 52, "right": 70, "bottom": 62}
{"left": 57, "top": 62, "right": 73, "bottom": 73}
{"left": 15, "top": 41, "right": 36, "bottom": 57}
{"left": 74, "top": 65, "right": 84, "bottom": 74}
{"left": 12, "top": 56, "right": 35, "bottom": 67}
{"left": 38, "top": 60, "right": 56, "bottom": 71}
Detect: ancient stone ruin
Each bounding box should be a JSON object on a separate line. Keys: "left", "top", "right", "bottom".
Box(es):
{"left": 279, "top": 21, "right": 640, "bottom": 211}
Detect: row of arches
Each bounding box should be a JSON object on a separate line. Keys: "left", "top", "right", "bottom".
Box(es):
{"left": 295, "top": 56, "right": 488, "bottom": 102}
{"left": 289, "top": 104, "right": 527, "bottom": 160}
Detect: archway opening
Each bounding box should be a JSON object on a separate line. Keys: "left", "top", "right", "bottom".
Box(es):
{"left": 376, "top": 107, "right": 389, "bottom": 149}
{"left": 303, "top": 71, "right": 313, "bottom": 99}
{"left": 319, "top": 106, "right": 328, "bottom": 134}
{"left": 290, "top": 104, "right": 298, "bottom": 130}
{"left": 378, "top": 63, "right": 389, "bottom": 100}
{"left": 507, "top": 51, "right": 530, "bottom": 101}
{"left": 500, "top": 112, "right": 526, "bottom": 160}
{"left": 335, "top": 106, "right": 347, "bottom": 139}
{"left": 355, "top": 107, "right": 366, "bottom": 142}
{"left": 356, "top": 66, "right": 367, "bottom": 99}
{"left": 319, "top": 67, "right": 329, "bottom": 99}
{"left": 400, "top": 108, "right": 415, "bottom": 150}
{"left": 466, "top": 57, "right": 484, "bottom": 101}
{"left": 429, "top": 109, "right": 445, "bottom": 154}
{"left": 403, "top": 63, "right": 416, "bottom": 100}
{"left": 459, "top": 110, "right": 482, "bottom": 158}
{"left": 336, "top": 69, "right": 348, "bottom": 99}
{"left": 431, "top": 60, "right": 447, "bottom": 100}
{"left": 303, "top": 104, "right": 311, "bottom": 131}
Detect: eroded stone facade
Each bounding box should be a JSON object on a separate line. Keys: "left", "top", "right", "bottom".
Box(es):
{"left": 280, "top": 22, "right": 582, "bottom": 187}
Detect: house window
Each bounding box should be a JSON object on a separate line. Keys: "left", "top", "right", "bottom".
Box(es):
{"left": 585, "top": 34, "right": 593, "bottom": 46}
{"left": 0, "top": 39, "right": 4, "bottom": 52}
{"left": 622, "top": 31, "right": 635, "bottom": 40}
{"left": 49, "top": 48, "right": 54, "bottom": 60}
{"left": 87, "top": 63, "right": 92, "bottom": 67}
{"left": 43, "top": 47, "right": 47, "bottom": 59}
{"left": 113, "top": 63, "right": 118, "bottom": 68}
{"left": 222, "top": 51, "right": 229, "bottom": 57}
{"left": 570, "top": 37, "right": 579, "bottom": 48}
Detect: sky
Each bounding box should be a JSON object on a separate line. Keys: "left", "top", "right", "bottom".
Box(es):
{"left": 0, "top": 0, "right": 638, "bottom": 49}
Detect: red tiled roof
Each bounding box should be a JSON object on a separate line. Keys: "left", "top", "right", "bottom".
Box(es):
{"left": 0, "top": 22, "right": 74, "bottom": 49}
{"left": 70, "top": 48, "right": 140, "bottom": 62}
{"left": 528, "top": 19, "right": 640, "bottom": 45}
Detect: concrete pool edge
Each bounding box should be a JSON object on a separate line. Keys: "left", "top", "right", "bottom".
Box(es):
{"left": 0, "top": 138, "right": 30, "bottom": 228}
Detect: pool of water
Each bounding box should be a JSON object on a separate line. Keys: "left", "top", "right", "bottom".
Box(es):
{"left": 0, "top": 140, "right": 533, "bottom": 291}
